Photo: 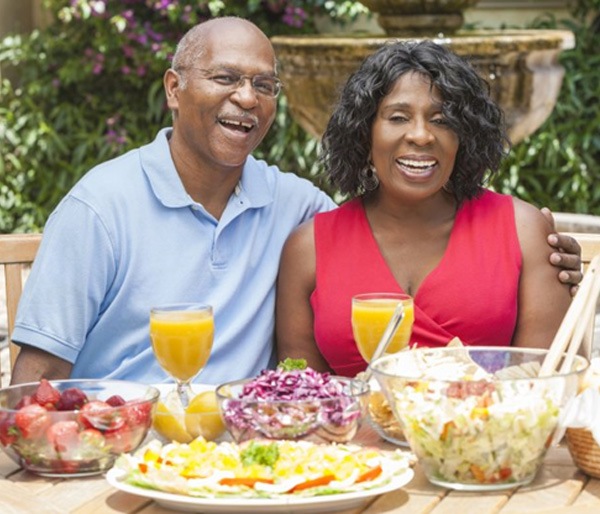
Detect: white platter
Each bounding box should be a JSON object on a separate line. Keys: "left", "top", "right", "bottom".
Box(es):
{"left": 106, "top": 467, "right": 413, "bottom": 513}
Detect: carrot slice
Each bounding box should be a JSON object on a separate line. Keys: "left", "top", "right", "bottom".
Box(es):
{"left": 470, "top": 464, "right": 486, "bottom": 483}
{"left": 290, "top": 474, "right": 335, "bottom": 492}
{"left": 219, "top": 477, "right": 274, "bottom": 488}
{"left": 356, "top": 465, "right": 382, "bottom": 483}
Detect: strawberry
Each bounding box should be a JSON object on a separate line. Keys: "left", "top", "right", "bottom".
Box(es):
{"left": 56, "top": 387, "right": 88, "bottom": 411}
{"left": 14, "top": 394, "right": 34, "bottom": 409}
{"left": 105, "top": 425, "right": 133, "bottom": 453}
{"left": 77, "top": 400, "right": 125, "bottom": 431}
{"left": 79, "top": 428, "right": 105, "bottom": 447}
{"left": 76, "top": 428, "right": 106, "bottom": 460}
{"left": 46, "top": 420, "right": 80, "bottom": 454}
{"left": 50, "top": 458, "right": 80, "bottom": 474}
{"left": 15, "top": 404, "right": 51, "bottom": 439}
{"left": 0, "top": 411, "right": 17, "bottom": 446}
{"left": 33, "top": 379, "right": 61, "bottom": 409}
{"left": 105, "top": 395, "right": 126, "bottom": 407}
{"left": 122, "top": 401, "right": 153, "bottom": 429}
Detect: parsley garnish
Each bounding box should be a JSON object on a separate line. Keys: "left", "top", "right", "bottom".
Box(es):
{"left": 277, "top": 358, "right": 307, "bottom": 372}
{"left": 240, "top": 441, "right": 280, "bottom": 467}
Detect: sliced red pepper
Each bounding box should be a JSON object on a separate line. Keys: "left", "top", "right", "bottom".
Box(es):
{"left": 219, "top": 477, "right": 274, "bottom": 488}
{"left": 356, "top": 465, "right": 382, "bottom": 483}
{"left": 498, "top": 467, "right": 512, "bottom": 480}
{"left": 290, "top": 474, "right": 335, "bottom": 492}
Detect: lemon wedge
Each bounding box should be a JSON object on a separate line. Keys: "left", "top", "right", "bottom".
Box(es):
{"left": 184, "top": 390, "right": 226, "bottom": 441}
{"left": 152, "top": 394, "right": 193, "bottom": 443}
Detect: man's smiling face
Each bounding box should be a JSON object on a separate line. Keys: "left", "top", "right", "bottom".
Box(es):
{"left": 167, "top": 20, "right": 278, "bottom": 173}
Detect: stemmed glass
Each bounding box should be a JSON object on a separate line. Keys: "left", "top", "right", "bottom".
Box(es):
{"left": 351, "top": 293, "right": 414, "bottom": 363}
{"left": 352, "top": 293, "right": 414, "bottom": 446}
{"left": 149, "top": 303, "right": 214, "bottom": 407}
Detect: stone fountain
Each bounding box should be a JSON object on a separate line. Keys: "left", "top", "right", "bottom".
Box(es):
{"left": 271, "top": 0, "right": 575, "bottom": 144}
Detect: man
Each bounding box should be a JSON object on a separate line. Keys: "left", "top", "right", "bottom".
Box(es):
{"left": 10, "top": 17, "right": 581, "bottom": 385}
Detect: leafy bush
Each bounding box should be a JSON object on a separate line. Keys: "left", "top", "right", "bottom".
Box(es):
{"left": 1, "top": 0, "right": 598, "bottom": 233}
{"left": 0, "top": 0, "right": 364, "bottom": 232}
{"left": 492, "top": 1, "right": 600, "bottom": 214}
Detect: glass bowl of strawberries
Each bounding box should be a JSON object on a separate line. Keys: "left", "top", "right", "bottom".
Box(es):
{"left": 0, "top": 379, "right": 159, "bottom": 477}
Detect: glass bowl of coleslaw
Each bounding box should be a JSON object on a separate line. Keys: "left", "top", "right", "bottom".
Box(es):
{"left": 370, "top": 346, "right": 588, "bottom": 491}
{"left": 216, "top": 367, "right": 369, "bottom": 444}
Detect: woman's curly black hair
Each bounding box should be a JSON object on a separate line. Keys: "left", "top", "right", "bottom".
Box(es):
{"left": 320, "top": 40, "right": 510, "bottom": 203}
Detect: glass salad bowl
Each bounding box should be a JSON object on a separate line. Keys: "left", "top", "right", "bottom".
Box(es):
{"left": 370, "top": 346, "right": 588, "bottom": 491}
{"left": 0, "top": 379, "right": 159, "bottom": 477}
{"left": 215, "top": 368, "right": 369, "bottom": 444}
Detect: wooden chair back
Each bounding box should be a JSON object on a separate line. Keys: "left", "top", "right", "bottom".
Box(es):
{"left": 1, "top": 231, "right": 597, "bottom": 383}
{"left": 0, "top": 233, "right": 42, "bottom": 386}
{"left": 565, "top": 232, "right": 600, "bottom": 358}
{"left": 566, "top": 233, "right": 600, "bottom": 271}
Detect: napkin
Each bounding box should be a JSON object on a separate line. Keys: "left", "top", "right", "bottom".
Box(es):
{"left": 555, "top": 358, "right": 600, "bottom": 445}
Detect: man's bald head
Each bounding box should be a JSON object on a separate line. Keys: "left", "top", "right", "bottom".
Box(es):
{"left": 171, "top": 17, "right": 276, "bottom": 78}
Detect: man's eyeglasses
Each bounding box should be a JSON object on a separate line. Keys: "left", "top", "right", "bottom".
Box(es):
{"left": 184, "top": 67, "right": 283, "bottom": 98}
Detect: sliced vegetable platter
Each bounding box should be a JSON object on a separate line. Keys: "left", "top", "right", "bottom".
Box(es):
{"left": 107, "top": 437, "right": 413, "bottom": 511}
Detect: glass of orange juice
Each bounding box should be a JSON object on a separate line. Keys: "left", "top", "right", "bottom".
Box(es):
{"left": 351, "top": 293, "right": 414, "bottom": 363}
{"left": 150, "top": 303, "right": 214, "bottom": 407}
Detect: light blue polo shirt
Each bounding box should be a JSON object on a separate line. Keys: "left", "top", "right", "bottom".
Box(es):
{"left": 12, "top": 128, "right": 335, "bottom": 384}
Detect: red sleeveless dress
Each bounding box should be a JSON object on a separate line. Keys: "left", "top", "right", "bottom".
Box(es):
{"left": 311, "top": 190, "right": 522, "bottom": 377}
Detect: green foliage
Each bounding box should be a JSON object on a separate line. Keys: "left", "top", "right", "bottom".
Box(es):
{"left": 492, "top": 1, "right": 600, "bottom": 214}
{"left": 0, "top": 0, "right": 362, "bottom": 232}
{"left": 1, "top": 0, "right": 598, "bottom": 233}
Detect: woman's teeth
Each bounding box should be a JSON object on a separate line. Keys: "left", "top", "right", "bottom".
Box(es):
{"left": 397, "top": 158, "right": 436, "bottom": 172}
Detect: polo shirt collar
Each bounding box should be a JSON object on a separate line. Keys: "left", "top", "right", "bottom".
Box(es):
{"left": 140, "top": 128, "right": 273, "bottom": 209}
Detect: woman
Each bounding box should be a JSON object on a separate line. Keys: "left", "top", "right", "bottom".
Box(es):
{"left": 275, "top": 40, "right": 572, "bottom": 377}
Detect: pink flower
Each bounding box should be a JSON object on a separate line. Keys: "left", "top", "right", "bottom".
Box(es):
{"left": 282, "top": 5, "right": 308, "bottom": 28}
{"left": 122, "top": 45, "right": 134, "bottom": 58}
{"left": 105, "top": 128, "right": 128, "bottom": 147}
{"left": 266, "top": 0, "right": 287, "bottom": 13}
{"left": 134, "top": 33, "right": 148, "bottom": 45}
{"left": 152, "top": 0, "right": 176, "bottom": 11}
{"left": 121, "top": 9, "right": 135, "bottom": 23}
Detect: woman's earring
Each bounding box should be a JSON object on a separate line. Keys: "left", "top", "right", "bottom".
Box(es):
{"left": 360, "top": 162, "right": 380, "bottom": 191}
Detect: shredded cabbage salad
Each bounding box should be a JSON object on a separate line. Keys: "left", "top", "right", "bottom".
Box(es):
{"left": 219, "top": 368, "right": 367, "bottom": 442}
{"left": 390, "top": 374, "right": 561, "bottom": 486}
{"left": 236, "top": 367, "right": 350, "bottom": 401}
{"left": 114, "top": 437, "right": 412, "bottom": 498}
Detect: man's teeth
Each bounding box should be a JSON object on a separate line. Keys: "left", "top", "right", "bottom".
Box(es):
{"left": 221, "top": 120, "right": 253, "bottom": 132}
{"left": 398, "top": 158, "right": 436, "bottom": 170}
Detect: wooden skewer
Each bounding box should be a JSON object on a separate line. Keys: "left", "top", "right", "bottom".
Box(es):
{"left": 559, "top": 268, "right": 600, "bottom": 374}
{"left": 539, "top": 254, "right": 600, "bottom": 377}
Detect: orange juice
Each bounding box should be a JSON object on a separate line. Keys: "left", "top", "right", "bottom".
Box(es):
{"left": 351, "top": 294, "right": 414, "bottom": 362}
{"left": 150, "top": 311, "right": 214, "bottom": 381}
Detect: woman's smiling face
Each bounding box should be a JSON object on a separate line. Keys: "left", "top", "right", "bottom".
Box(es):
{"left": 370, "top": 71, "right": 459, "bottom": 203}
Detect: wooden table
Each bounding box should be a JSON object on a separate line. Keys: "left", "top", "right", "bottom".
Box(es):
{"left": 2, "top": 426, "right": 600, "bottom": 514}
